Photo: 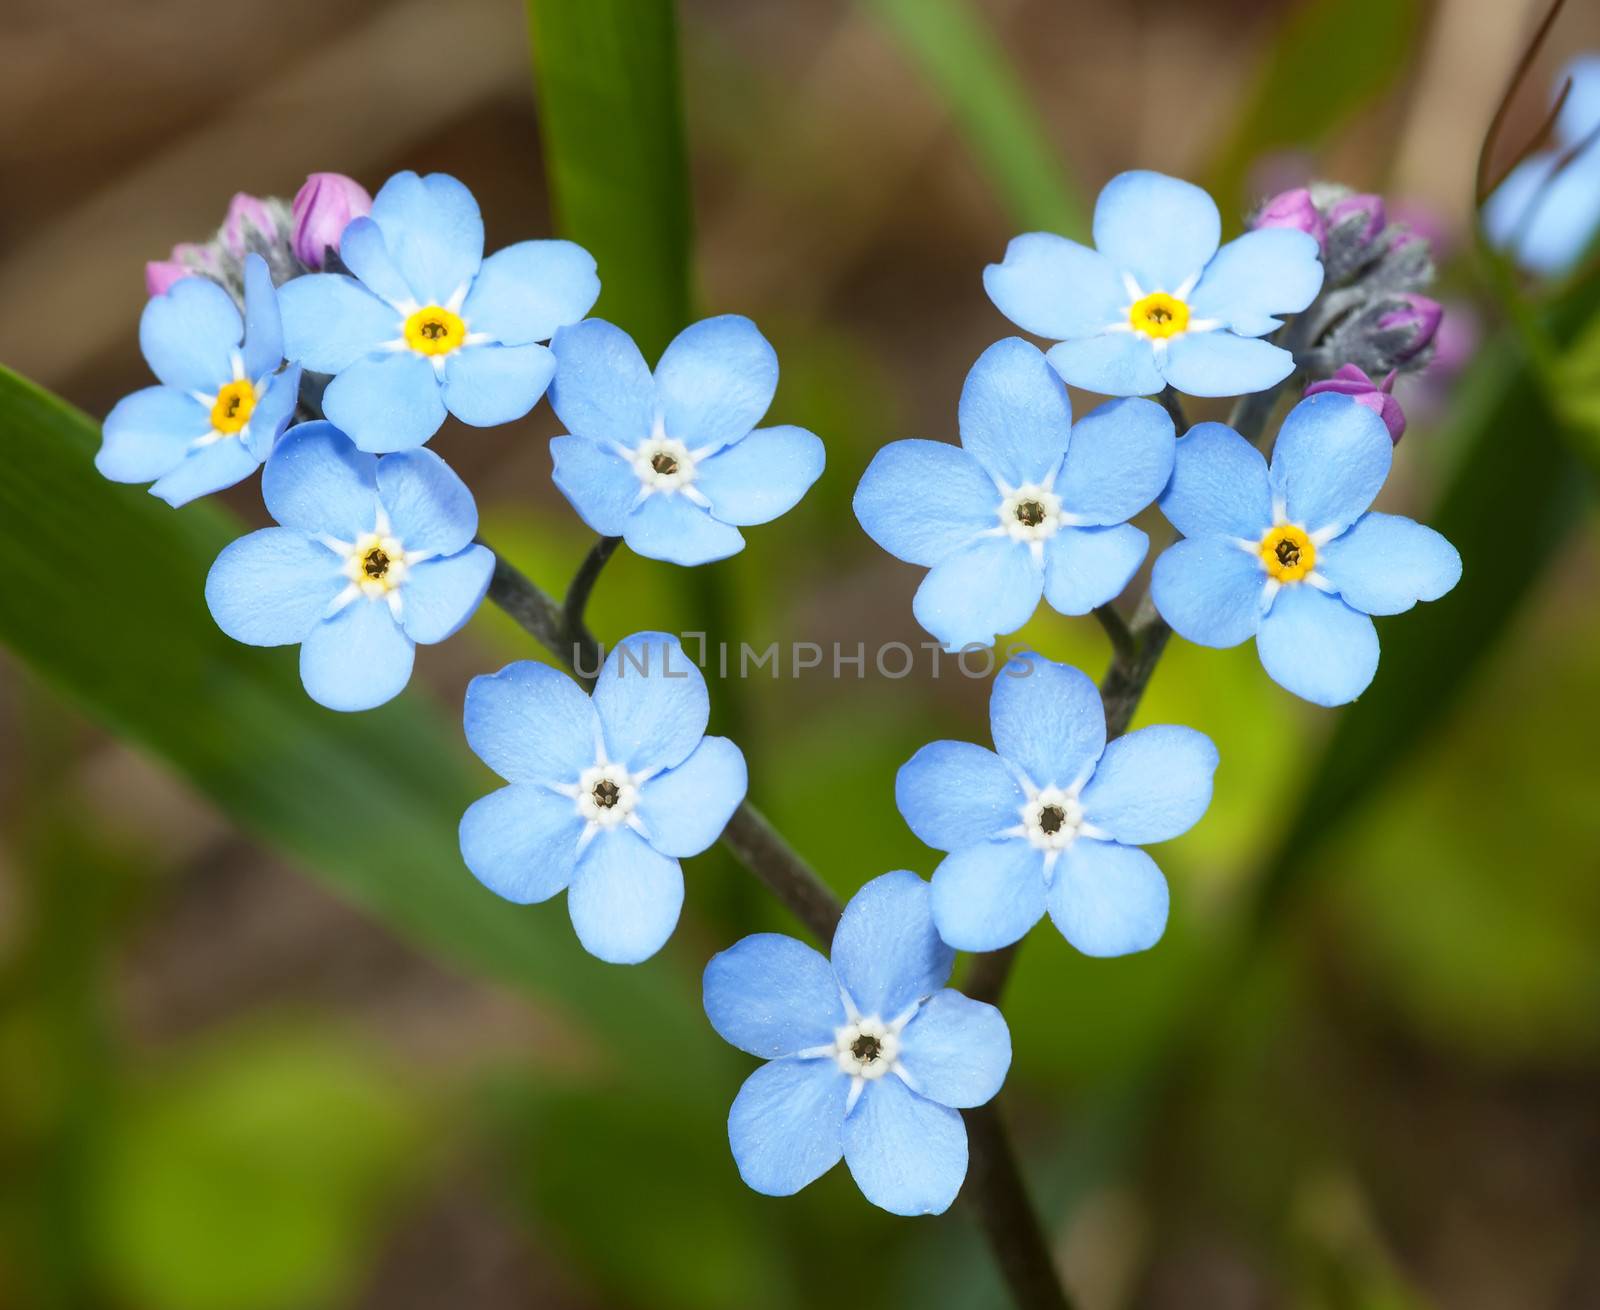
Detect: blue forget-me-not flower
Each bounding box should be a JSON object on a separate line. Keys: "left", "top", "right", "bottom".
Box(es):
{"left": 1151, "top": 393, "right": 1461, "bottom": 707}
{"left": 98, "top": 255, "right": 302, "bottom": 506}
{"left": 985, "top": 170, "right": 1324, "bottom": 398}
{"left": 898, "top": 654, "right": 1217, "bottom": 958}
{"left": 278, "top": 170, "right": 599, "bottom": 452}
{"left": 460, "top": 633, "right": 747, "bottom": 964}
{"left": 206, "top": 421, "right": 494, "bottom": 712}
{"left": 853, "top": 337, "right": 1174, "bottom": 649}
{"left": 547, "top": 316, "right": 826, "bottom": 566}
{"left": 703, "top": 870, "right": 1010, "bottom": 1216}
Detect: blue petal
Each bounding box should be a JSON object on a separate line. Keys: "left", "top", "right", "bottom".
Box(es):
{"left": 263, "top": 421, "right": 379, "bottom": 539}
{"left": 1188, "top": 229, "right": 1324, "bottom": 336}
{"left": 1160, "top": 331, "right": 1294, "bottom": 398}
{"left": 655, "top": 315, "right": 777, "bottom": 453}
{"left": 550, "top": 435, "right": 640, "bottom": 537}
{"left": 853, "top": 439, "right": 997, "bottom": 567}
{"left": 243, "top": 366, "right": 302, "bottom": 463}
{"left": 567, "top": 826, "right": 684, "bottom": 964}
{"left": 1042, "top": 524, "right": 1148, "bottom": 616}
{"left": 912, "top": 536, "right": 1042, "bottom": 650}
{"left": 1057, "top": 397, "right": 1174, "bottom": 524}
{"left": 461, "top": 239, "right": 599, "bottom": 345}
{"left": 1093, "top": 170, "right": 1221, "bottom": 292}
{"left": 458, "top": 783, "right": 584, "bottom": 904}
{"left": 843, "top": 1075, "right": 967, "bottom": 1216}
{"left": 592, "top": 632, "right": 708, "bottom": 773}
{"left": 277, "top": 275, "right": 399, "bottom": 373}
{"left": 549, "top": 319, "right": 656, "bottom": 446}
{"left": 989, "top": 654, "right": 1104, "bottom": 789}
{"left": 696, "top": 425, "right": 825, "bottom": 526}
{"left": 298, "top": 598, "right": 415, "bottom": 712}
{"left": 635, "top": 735, "right": 748, "bottom": 857}
{"left": 337, "top": 217, "right": 414, "bottom": 306}
{"left": 703, "top": 933, "right": 846, "bottom": 1058}
{"left": 205, "top": 528, "right": 345, "bottom": 646}
{"left": 956, "top": 338, "right": 1072, "bottom": 487}
{"left": 376, "top": 446, "right": 479, "bottom": 555}
{"left": 1080, "top": 724, "right": 1218, "bottom": 845}
{"left": 1269, "top": 393, "right": 1393, "bottom": 537}
{"left": 1150, "top": 537, "right": 1267, "bottom": 648}
{"left": 1046, "top": 838, "right": 1169, "bottom": 957}
{"left": 140, "top": 277, "right": 241, "bottom": 392}
{"left": 928, "top": 839, "right": 1047, "bottom": 952}
{"left": 1255, "top": 583, "right": 1378, "bottom": 707}
{"left": 150, "top": 438, "right": 261, "bottom": 507}
{"left": 443, "top": 342, "right": 556, "bottom": 427}
{"left": 1046, "top": 334, "right": 1163, "bottom": 398}
{"left": 97, "top": 387, "right": 210, "bottom": 483}
{"left": 831, "top": 870, "right": 953, "bottom": 1019}
{"left": 1317, "top": 512, "right": 1461, "bottom": 616}
{"left": 398, "top": 547, "right": 494, "bottom": 644}
{"left": 1159, "top": 421, "right": 1272, "bottom": 540}
{"left": 368, "top": 170, "right": 484, "bottom": 305}
{"left": 1503, "top": 152, "right": 1600, "bottom": 276}
{"left": 240, "top": 255, "right": 284, "bottom": 380}
{"left": 623, "top": 494, "right": 746, "bottom": 566}
{"left": 982, "top": 232, "right": 1126, "bottom": 339}
{"left": 463, "top": 661, "right": 598, "bottom": 786}
{"left": 728, "top": 1057, "right": 848, "bottom": 1196}
{"left": 895, "top": 740, "right": 1023, "bottom": 851}
{"left": 897, "top": 990, "right": 1011, "bottom": 1109}
{"left": 323, "top": 352, "right": 447, "bottom": 453}
{"left": 1555, "top": 54, "right": 1600, "bottom": 145}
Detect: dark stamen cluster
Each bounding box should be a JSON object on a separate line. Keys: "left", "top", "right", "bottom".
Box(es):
{"left": 420, "top": 319, "right": 448, "bottom": 340}
{"left": 1015, "top": 499, "right": 1046, "bottom": 527}
{"left": 1275, "top": 539, "right": 1301, "bottom": 567}
{"left": 1038, "top": 804, "right": 1066, "bottom": 835}
{"left": 850, "top": 1034, "right": 881, "bottom": 1063}
{"left": 592, "top": 779, "right": 621, "bottom": 808}
{"left": 651, "top": 452, "right": 679, "bottom": 476}
{"left": 362, "top": 548, "right": 390, "bottom": 579}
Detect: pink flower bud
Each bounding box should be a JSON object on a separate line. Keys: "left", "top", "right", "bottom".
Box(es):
{"left": 144, "top": 242, "right": 220, "bottom": 298}
{"left": 1327, "top": 193, "right": 1387, "bottom": 245}
{"left": 1253, "top": 188, "right": 1327, "bottom": 247}
{"left": 291, "top": 172, "right": 373, "bottom": 269}
{"left": 1378, "top": 294, "right": 1443, "bottom": 362}
{"left": 219, "top": 193, "right": 280, "bottom": 259}
{"left": 1304, "top": 364, "right": 1406, "bottom": 443}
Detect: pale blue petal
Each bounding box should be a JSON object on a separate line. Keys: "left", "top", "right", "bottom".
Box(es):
{"left": 298, "top": 598, "right": 415, "bottom": 712}
{"left": 240, "top": 254, "right": 284, "bottom": 380}
{"left": 897, "top": 990, "right": 1011, "bottom": 1109}
{"left": 703, "top": 934, "right": 845, "bottom": 1058}
{"left": 1046, "top": 334, "right": 1163, "bottom": 397}
{"left": 928, "top": 839, "right": 1046, "bottom": 952}
{"left": 843, "top": 1075, "right": 967, "bottom": 1217}
{"left": 1046, "top": 838, "right": 1168, "bottom": 957}
{"left": 548, "top": 319, "right": 656, "bottom": 446}
{"left": 592, "top": 632, "right": 708, "bottom": 773}
{"left": 1056, "top": 397, "right": 1174, "bottom": 524}
{"left": 243, "top": 366, "right": 302, "bottom": 463}
{"left": 1188, "top": 229, "right": 1323, "bottom": 336}
{"left": 97, "top": 387, "right": 210, "bottom": 483}
{"left": 912, "top": 536, "right": 1042, "bottom": 650}
{"left": 442, "top": 342, "right": 556, "bottom": 427}
{"left": 369, "top": 170, "right": 484, "bottom": 305}
{"left": 205, "top": 528, "right": 345, "bottom": 646}
{"left": 323, "top": 352, "right": 447, "bottom": 453}
{"left": 956, "top": 337, "right": 1072, "bottom": 487}
{"left": 567, "top": 826, "right": 684, "bottom": 964}
{"left": 623, "top": 494, "right": 746, "bottom": 566}
{"left": 1269, "top": 393, "right": 1392, "bottom": 537}
{"left": 895, "top": 740, "right": 1023, "bottom": 851}
{"left": 140, "top": 277, "right": 241, "bottom": 392}
{"left": 1080, "top": 724, "right": 1218, "bottom": 845}
{"left": 337, "top": 217, "right": 414, "bottom": 306}
{"left": 1497, "top": 151, "right": 1600, "bottom": 275}
{"left": 377, "top": 446, "right": 478, "bottom": 554}
{"left": 1159, "top": 421, "right": 1272, "bottom": 540}
{"left": 398, "top": 547, "right": 493, "bottom": 644}
{"left": 728, "top": 1057, "right": 848, "bottom": 1196}
{"left": 150, "top": 438, "right": 261, "bottom": 507}
{"left": 1093, "top": 170, "right": 1221, "bottom": 292}
{"left": 853, "top": 439, "right": 997, "bottom": 567}
{"left": 1317, "top": 512, "right": 1461, "bottom": 616}
{"left": 550, "top": 435, "right": 639, "bottom": 537}
{"left": 463, "top": 660, "right": 598, "bottom": 786}
{"left": 262, "top": 421, "right": 378, "bottom": 539}
{"left": 696, "top": 425, "right": 825, "bottom": 526}
{"left": 1042, "top": 524, "right": 1148, "bottom": 616}
{"left": 1556, "top": 53, "right": 1600, "bottom": 147}
{"left": 458, "top": 783, "right": 584, "bottom": 904}
{"left": 278, "top": 275, "right": 399, "bottom": 373}
{"left": 989, "top": 654, "right": 1104, "bottom": 789}
{"left": 635, "top": 736, "right": 748, "bottom": 858}
{"left": 831, "top": 870, "right": 953, "bottom": 1019}
{"left": 1255, "top": 583, "right": 1379, "bottom": 707}
{"left": 1150, "top": 537, "right": 1266, "bottom": 648}
{"left": 655, "top": 315, "right": 777, "bottom": 452}
{"left": 982, "top": 232, "right": 1126, "bottom": 340}
{"left": 461, "top": 239, "right": 599, "bottom": 345}
{"left": 1161, "top": 331, "right": 1295, "bottom": 398}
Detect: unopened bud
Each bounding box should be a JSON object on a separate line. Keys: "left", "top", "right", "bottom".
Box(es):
{"left": 291, "top": 172, "right": 372, "bottom": 270}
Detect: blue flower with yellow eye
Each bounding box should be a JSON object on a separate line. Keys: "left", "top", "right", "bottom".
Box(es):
{"left": 1151, "top": 393, "right": 1461, "bottom": 706}
{"left": 278, "top": 170, "right": 599, "bottom": 453}
{"left": 985, "top": 170, "right": 1324, "bottom": 399}
{"left": 98, "top": 255, "right": 301, "bottom": 507}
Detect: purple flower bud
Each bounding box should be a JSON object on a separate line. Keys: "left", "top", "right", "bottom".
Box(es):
{"left": 1305, "top": 364, "right": 1406, "bottom": 443}
{"left": 1253, "top": 188, "right": 1327, "bottom": 247}
{"left": 219, "top": 193, "right": 280, "bottom": 260}
{"left": 1327, "top": 193, "right": 1387, "bottom": 245}
{"left": 1378, "top": 294, "right": 1443, "bottom": 362}
{"left": 291, "top": 172, "right": 372, "bottom": 269}
{"left": 144, "top": 242, "right": 220, "bottom": 298}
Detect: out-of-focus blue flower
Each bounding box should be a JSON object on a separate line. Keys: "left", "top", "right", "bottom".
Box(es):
{"left": 548, "top": 316, "right": 825, "bottom": 566}
{"left": 1484, "top": 54, "right": 1600, "bottom": 277}
{"left": 1151, "top": 393, "right": 1461, "bottom": 706}
{"left": 898, "top": 656, "right": 1216, "bottom": 957}
{"left": 279, "top": 170, "right": 599, "bottom": 452}
{"left": 985, "top": 170, "right": 1324, "bottom": 398}
{"left": 853, "top": 338, "right": 1173, "bottom": 649}
{"left": 99, "top": 255, "right": 302, "bottom": 506}
{"left": 460, "top": 634, "right": 747, "bottom": 964}
{"left": 205, "top": 421, "right": 493, "bottom": 712}
{"left": 703, "top": 871, "right": 1010, "bottom": 1216}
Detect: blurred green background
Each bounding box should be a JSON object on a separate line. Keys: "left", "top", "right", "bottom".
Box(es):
{"left": 2, "top": 0, "right": 1599, "bottom": 1306}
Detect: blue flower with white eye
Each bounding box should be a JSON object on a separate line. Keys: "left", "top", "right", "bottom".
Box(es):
{"left": 205, "top": 421, "right": 494, "bottom": 712}
{"left": 277, "top": 170, "right": 599, "bottom": 453}
{"left": 460, "top": 634, "right": 747, "bottom": 964}
{"left": 1483, "top": 54, "right": 1600, "bottom": 277}
{"left": 853, "top": 337, "right": 1174, "bottom": 649}
{"left": 98, "top": 255, "right": 302, "bottom": 506}
{"left": 1151, "top": 393, "right": 1461, "bottom": 707}
{"left": 899, "top": 655, "right": 1216, "bottom": 957}
{"left": 985, "top": 170, "right": 1324, "bottom": 399}
{"left": 703, "top": 871, "right": 1010, "bottom": 1217}
{"left": 546, "top": 316, "right": 826, "bottom": 566}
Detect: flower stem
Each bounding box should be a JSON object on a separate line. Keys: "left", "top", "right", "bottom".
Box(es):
{"left": 563, "top": 535, "right": 621, "bottom": 667}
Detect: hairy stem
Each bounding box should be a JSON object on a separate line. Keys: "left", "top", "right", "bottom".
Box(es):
{"left": 563, "top": 535, "right": 621, "bottom": 670}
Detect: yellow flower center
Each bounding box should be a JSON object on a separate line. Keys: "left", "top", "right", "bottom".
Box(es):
{"left": 403, "top": 305, "right": 467, "bottom": 356}
{"left": 1128, "top": 292, "right": 1191, "bottom": 339}
{"left": 1259, "top": 524, "right": 1315, "bottom": 582}
{"left": 209, "top": 380, "right": 257, "bottom": 434}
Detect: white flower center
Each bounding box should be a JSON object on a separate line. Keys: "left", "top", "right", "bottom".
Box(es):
{"left": 833, "top": 1016, "right": 901, "bottom": 1080}
{"left": 999, "top": 484, "right": 1063, "bottom": 543}
{"left": 632, "top": 435, "right": 698, "bottom": 493}
{"left": 575, "top": 761, "right": 641, "bottom": 828}
{"left": 1021, "top": 785, "right": 1085, "bottom": 851}
{"left": 322, "top": 508, "right": 438, "bottom": 621}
